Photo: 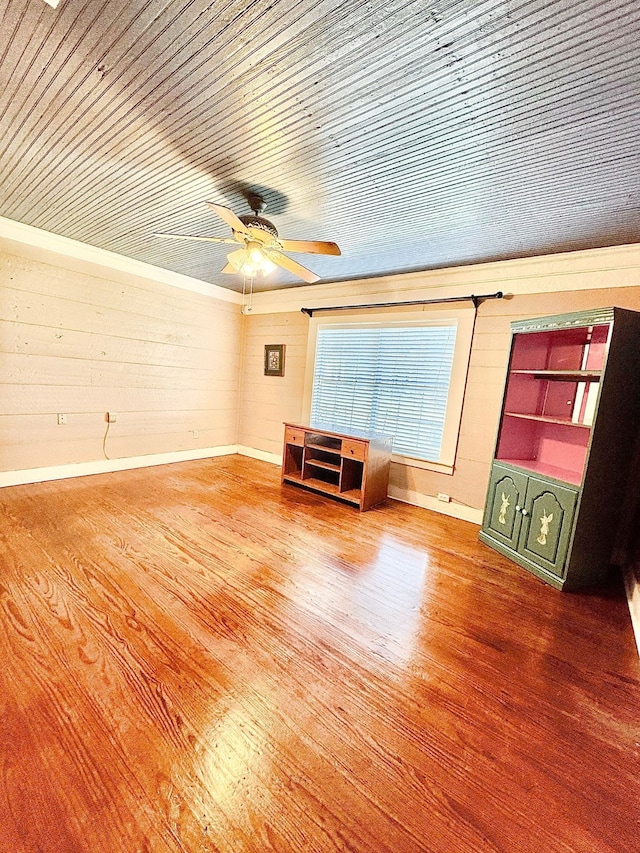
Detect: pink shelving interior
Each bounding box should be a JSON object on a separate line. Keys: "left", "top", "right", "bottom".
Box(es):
{"left": 496, "top": 323, "right": 611, "bottom": 485}
{"left": 497, "top": 420, "right": 589, "bottom": 485}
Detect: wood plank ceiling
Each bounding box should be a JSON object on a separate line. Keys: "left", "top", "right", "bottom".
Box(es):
{"left": 0, "top": 0, "right": 639, "bottom": 292}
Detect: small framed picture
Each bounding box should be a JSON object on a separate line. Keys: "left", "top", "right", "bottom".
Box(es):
{"left": 264, "top": 344, "right": 285, "bottom": 377}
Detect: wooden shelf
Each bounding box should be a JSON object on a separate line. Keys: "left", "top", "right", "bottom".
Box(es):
{"left": 306, "top": 459, "right": 341, "bottom": 473}
{"left": 503, "top": 411, "right": 592, "bottom": 428}
{"left": 496, "top": 458, "right": 583, "bottom": 487}
{"left": 282, "top": 473, "right": 362, "bottom": 505}
{"left": 282, "top": 471, "right": 304, "bottom": 486}
{"left": 282, "top": 423, "right": 393, "bottom": 511}
{"left": 510, "top": 369, "right": 602, "bottom": 381}
{"left": 340, "top": 488, "right": 363, "bottom": 503}
{"left": 306, "top": 442, "right": 340, "bottom": 455}
{"left": 308, "top": 478, "right": 359, "bottom": 503}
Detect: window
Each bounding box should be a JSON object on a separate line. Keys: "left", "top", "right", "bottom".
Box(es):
{"left": 304, "top": 309, "right": 475, "bottom": 471}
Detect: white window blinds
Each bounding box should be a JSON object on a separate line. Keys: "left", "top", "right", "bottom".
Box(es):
{"left": 310, "top": 322, "right": 458, "bottom": 462}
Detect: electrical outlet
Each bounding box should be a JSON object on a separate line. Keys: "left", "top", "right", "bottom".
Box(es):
{"left": 192, "top": 429, "right": 199, "bottom": 439}
{"left": 57, "top": 413, "right": 67, "bottom": 425}
{"left": 437, "top": 492, "right": 451, "bottom": 503}
{"left": 107, "top": 412, "right": 117, "bottom": 423}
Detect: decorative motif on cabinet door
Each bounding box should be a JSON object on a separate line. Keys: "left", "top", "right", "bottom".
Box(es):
{"left": 498, "top": 492, "right": 511, "bottom": 525}
{"left": 522, "top": 491, "right": 567, "bottom": 565}
{"left": 536, "top": 509, "right": 554, "bottom": 546}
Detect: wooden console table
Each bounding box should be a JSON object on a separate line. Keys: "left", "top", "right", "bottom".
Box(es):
{"left": 281, "top": 423, "right": 393, "bottom": 511}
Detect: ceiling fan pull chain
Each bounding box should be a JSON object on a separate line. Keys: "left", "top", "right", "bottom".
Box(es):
{"left": 242, "top": 273, "right": 254, "bottom": 314}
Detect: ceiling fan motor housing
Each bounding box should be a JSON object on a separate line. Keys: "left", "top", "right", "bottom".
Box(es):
{"left": 238, "top": 214, "right": 279, "bottom": 238}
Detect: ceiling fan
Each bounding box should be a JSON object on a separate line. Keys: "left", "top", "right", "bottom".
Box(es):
{"left": 156, "top": 195, "right": 341, "bottom": 283}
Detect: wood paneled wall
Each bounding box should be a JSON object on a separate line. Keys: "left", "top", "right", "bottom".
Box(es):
{"left": 238, "top": 282, "right": 640, "bottom": 512}
{"left": 0, "top": 250, "right": 241, "bottom": 472}
{"left": 237, "top": 310, "right": 308, "bottom": 454}
{"left": 6, "top": 236, "right": 640, "bottom": 519}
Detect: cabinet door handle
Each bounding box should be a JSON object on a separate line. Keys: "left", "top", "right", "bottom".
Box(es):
{"left": 521, "top": 508, "right": 529, "bottom": 516}
{"left": 515, "top": 505, "right": 521, "bottom": 512}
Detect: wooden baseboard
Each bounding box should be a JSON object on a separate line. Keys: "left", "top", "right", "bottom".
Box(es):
{"left": 236, "top": 445, "right": 282, "bottom": 465}
{"left": 0, "top": 445, "right": 238, "bottom": 488}
{"left": 388, "top": 486, "right": 483, "bottom": 525}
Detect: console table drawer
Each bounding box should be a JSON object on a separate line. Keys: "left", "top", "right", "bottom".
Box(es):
{"left": 342, "top": 439, "right": 366, "bottom": 461}
{"left": 285, "top": 427, "right": 305, "bottom": 446}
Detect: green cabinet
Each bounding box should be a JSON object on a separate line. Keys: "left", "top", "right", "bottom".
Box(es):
{"left": 483, "top": 465, "right": 527, "bottom": 552}
{"left": 481, "top": 464, "right": 577, "bottom": 584}
{"left": 518, "top": 477, "right": 577, "bottom": 577}
{"left": 480, "top": 308, "right": 640, "bottom": 590}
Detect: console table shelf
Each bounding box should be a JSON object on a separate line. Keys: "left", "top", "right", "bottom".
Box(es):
{"left": 282, "top": 423, "right": 393, "bottom": 511}
{"left": 306, "top": 459, "right": 341, "bottom": 473}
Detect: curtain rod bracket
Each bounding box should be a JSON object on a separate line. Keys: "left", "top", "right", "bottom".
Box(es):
{"left": 300, "top": 291, "right": 503, "bottom": 317}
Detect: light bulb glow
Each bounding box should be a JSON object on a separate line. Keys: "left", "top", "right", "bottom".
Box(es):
{"left": 260, "top": 256, "right": 277, "bottom": 275}
{"left": 240, "top": 260, "right": 259, "bottom": 277}
{"left": 247, "top": 243, "right": 264, "bottom": 264}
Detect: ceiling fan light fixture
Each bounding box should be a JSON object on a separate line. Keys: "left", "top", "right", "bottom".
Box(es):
{"left": 236, "top": 242, "right": 277, "bottom": 277}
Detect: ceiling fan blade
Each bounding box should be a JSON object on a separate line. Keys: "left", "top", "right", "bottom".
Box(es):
{"left": 155, "top": 232, "right": 237, "bottom": 244}
{"left": 269, "top": 251, "right": 320, "bottom": 283}
{"left": 279, "top": 239, "right": 341, "bottom": 256}
{"left": 206, "top": 202, "right": 249, "bottom": 234}
{"left": 221, "top": 263, "right": 238, "bottom": 274}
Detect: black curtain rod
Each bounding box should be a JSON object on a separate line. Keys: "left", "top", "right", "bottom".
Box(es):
{"left": 300, "top": 291, "right": 504, "bottom": 317}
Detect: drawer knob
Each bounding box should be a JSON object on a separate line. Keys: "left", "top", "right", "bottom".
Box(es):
{"left": 350, "top": 448, "right": 354, "bottom": 454}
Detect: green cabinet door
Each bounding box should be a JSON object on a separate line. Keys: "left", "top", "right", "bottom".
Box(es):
{"left": 482, "top": 465, "right": 528, "bottom": 551}
{"left": 519, "top": 477, "right": 578, "bottom": 579}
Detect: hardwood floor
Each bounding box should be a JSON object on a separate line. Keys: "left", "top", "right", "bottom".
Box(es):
{"left": 0, "top": 455, "right": 638, "bottom": 853}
